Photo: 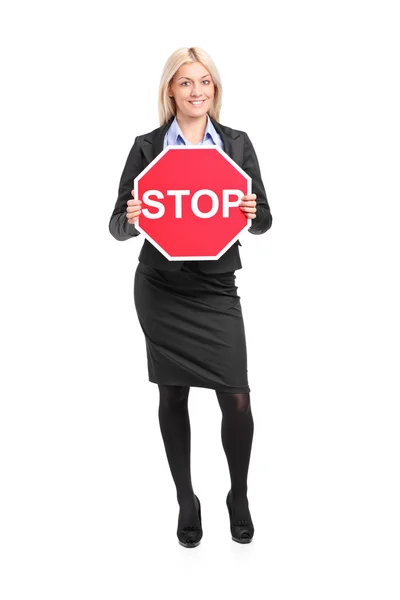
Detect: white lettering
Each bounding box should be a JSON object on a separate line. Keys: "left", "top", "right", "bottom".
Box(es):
{"left": 222, "top": 190, "right": 243, "bottom": 217}
{"left": 140, "top": 189, "right": 245, "bottom": 219}
{"left": 166, "top": 190, "right": 190, "bottom": 219}
{"left": 191, "top": 189, "right": 219, "bottom": 219}
{"left": 141, "top": 190, "right": 165, "bottom": 219}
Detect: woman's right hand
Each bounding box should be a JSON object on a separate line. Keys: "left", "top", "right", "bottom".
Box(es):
{"left": 126, "top": 190, "right": 142, "bottom": 224}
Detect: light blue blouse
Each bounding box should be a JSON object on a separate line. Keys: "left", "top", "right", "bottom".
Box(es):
{"left": 163, "top": 114, "right": 224, "bottom": 150}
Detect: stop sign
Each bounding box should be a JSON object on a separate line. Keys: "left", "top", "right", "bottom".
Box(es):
{"left": 134, "top": 145, "right": 251, "bottom": 260}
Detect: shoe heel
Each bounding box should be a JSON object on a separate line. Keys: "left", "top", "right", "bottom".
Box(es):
{"left": 195, "top": 494, "right": 202, "bottom": 526}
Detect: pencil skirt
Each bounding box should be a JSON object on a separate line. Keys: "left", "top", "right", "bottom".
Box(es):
{"left": 133, "top": 261, "right": 250, "bottom": 393}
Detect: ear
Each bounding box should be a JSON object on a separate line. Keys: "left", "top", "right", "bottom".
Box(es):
{"left": 168, "top": 79, "right": 175, "bottom": 98}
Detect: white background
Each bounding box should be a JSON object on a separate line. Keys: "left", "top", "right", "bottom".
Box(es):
{"left": 1, "top": 0, "right": 399, "bottom": 598}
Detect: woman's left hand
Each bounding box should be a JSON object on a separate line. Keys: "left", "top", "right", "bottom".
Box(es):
{"left": 240, "top": 194, "right": 257, "bottom": 219}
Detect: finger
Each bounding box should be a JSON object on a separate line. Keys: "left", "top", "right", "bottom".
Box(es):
{"left": 127, "top": 206, "right": 141, "bottom": 215}
{"left": 127, "top": 209, "right": 141, "bottom": 218}
{"left": 127, "top": 213, "right": 140, "bottom": 222}
{"left": 131, "top": 190, "right": 135, "bottom": 196}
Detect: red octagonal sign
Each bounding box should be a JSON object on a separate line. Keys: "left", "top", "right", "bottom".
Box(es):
{"left": 134, "top": 146, "right": 251, "bottom": 260}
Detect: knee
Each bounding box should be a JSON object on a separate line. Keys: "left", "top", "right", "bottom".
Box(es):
{"left": 158, "top": 385, "right": 190, "bottom": 408}
{"left": 216, "top": 392, "right": 251, "bottom": 415}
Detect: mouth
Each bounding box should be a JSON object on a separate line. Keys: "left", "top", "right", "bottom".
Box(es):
{"left": 188, "top": 100, "right": 206, "bottom": 107}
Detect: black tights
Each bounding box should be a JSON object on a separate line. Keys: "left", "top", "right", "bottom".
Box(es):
{"left": 158, "top": 384, "right": 254, "bottom": 523}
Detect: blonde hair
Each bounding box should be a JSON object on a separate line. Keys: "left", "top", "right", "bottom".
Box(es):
{"left": 158, "top": 47, "right": 223, "bottom": 125}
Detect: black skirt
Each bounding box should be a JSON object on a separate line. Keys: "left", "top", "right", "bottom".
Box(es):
{"left": 133, "top": 261, "right": 250, "bottom": 393}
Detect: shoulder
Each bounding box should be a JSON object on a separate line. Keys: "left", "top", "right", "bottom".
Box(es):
{"left": 210, "top": 119, "right": 252, "bottom": 147}
{"left": 134, "top": 118, "right": 174, "bottom": 144}
{"left": 134, "top": 125, "right": 162, "bottom": 142}
{"left": 216, "top": 121, "right": 247, "bottom": 138}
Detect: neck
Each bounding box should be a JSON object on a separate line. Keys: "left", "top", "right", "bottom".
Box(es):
{"left": 176, "top": 113, "right": 208, "bottom": 143}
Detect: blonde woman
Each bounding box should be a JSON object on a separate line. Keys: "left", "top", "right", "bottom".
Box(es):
{"left": 109, "top": 47, "right": 272, "bottom": 548}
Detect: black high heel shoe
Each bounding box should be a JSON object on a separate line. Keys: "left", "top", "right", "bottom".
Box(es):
{"left": 177, "top": 494, "right": 203, "bottom": 548}
{"left": 226, "top": 490, "right": 254, "bottom": 544}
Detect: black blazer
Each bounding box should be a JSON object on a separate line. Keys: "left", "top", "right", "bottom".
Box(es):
{"left": 109, "top": 115, "right": 272, "bottom": 273}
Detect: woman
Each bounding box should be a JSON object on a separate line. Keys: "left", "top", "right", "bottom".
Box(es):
{"left": 109, "top": 47, "right": 272, "bottom": 548}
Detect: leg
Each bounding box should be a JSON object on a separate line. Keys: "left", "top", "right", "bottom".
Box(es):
{"left": 216, "top": 391, "right": 254, "bottom": 522}
{"left": 158, "top": 384, "right": 199, "bottom": 527}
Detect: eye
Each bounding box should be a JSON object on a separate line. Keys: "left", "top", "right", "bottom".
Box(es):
{"left": 202, "top": 80, "right": 210, "bottom": 85}
{"left": 180, "top": 81, "right": 190, "bottom": 86}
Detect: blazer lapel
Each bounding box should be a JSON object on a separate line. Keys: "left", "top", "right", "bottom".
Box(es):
{"left": 141, "top": 115, "right": 242, "bottom": 165}
{"left": 209, "top": 117, "right": 242, "bottom": 165}
{"left": 142, "top": 116, "right": 174, "bottom": 164}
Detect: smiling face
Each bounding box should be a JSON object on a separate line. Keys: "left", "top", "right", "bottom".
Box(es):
{"left": 169, "top": 61, "right": 215, "bottom": 120}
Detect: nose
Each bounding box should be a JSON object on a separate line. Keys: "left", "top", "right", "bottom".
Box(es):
{"left": 190, "top": 83, "right": 202, "bottom": 97}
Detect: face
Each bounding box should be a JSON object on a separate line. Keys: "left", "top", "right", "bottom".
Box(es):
{"left": 169, "top": 61, "right": 215, "bottom": 119}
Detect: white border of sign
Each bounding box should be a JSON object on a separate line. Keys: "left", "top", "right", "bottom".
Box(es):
{"left": 133, "top": 145, "right": 252, "bottom": 261}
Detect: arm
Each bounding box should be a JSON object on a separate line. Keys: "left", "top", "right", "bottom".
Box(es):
{"left": 242, "top": 132, "right": 273, "bottom": 235}
{"left": 109, "top": 137, "right": 143, "bottom": 241}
